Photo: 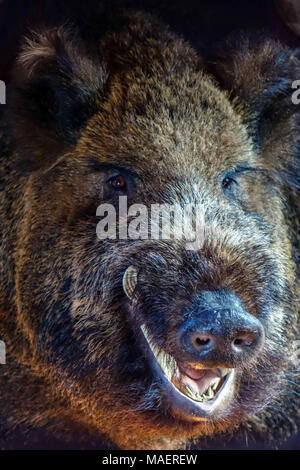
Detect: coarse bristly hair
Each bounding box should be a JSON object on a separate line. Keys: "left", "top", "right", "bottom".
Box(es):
{"left": 0, "top": 7, "right": 299, "bottom": 450}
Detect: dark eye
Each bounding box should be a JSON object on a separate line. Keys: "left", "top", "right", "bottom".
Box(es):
{"left": 222, "top": 176, "right": 237, "bottom": 191}
{"left": 109, "top": 175, "right": 127, "bottom": 190}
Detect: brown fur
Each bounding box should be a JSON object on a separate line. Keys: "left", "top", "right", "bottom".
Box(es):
{"left": 0, "top": 9, "right": 299, "bottom": 449}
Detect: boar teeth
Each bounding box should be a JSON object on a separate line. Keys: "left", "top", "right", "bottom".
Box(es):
{"left": 141, "top": 324, "right": 232, "bottom": 404}
{"left": 122, "top": 265, "right": 138, "bottom": 300}
{"left": 185, "top": 385, "right": 204, "bottom": 402}
{"left": 141, "top": 325, "right": 177, "bottom": 381}
{"left": 212, "top": 379, "right": 221, "bottom": 391}
{"left": 218, "top": 368, "right": 231, "bottom": 378}
{"left": 184, "top": 384, "right": 196, "bottom": 398}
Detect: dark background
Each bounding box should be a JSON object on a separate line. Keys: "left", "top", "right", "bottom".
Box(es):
{"left": 1, "top": 0, "right": 300, "bottom": 84}
{"left": 0, "top": 0, "right": 299, "bottom": 451}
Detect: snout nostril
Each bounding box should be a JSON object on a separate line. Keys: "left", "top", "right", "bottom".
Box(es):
{"left": 232, "top": 333, "right": 257, "bottom": 350}
{"left": 195, "top": 337, "right": 210, "bottom": 347}
{"left": 191, "top": 334, "right": 211, "bottom": 350}
{"left": 234, "top": 338, "right": 249, "bottom": 346}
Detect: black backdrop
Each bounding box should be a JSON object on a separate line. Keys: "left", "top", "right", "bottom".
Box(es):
{"left": 1, "top": 0, "right": 299, "bottom": 83}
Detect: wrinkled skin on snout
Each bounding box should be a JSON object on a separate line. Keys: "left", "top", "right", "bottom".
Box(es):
{"left": 0, "top": 11, "right": 299, "bottom": 450}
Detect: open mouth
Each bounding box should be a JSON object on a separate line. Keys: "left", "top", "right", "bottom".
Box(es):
{"left": 141, "top": 324, "right": 235, "bottom": 421}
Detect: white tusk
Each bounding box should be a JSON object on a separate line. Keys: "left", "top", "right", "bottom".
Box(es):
{"left": 122, "top": 265, "right": 138, "bottom": 300}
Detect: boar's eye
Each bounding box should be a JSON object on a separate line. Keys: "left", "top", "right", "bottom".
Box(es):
{"left": 222, "top": 176, "right": 237, "bottom": 191}
{"left": 108, "top": 175, "right": 127, "bottom": 191}
{"left": 103, "top": 167, "right": 138, "bottom": 199}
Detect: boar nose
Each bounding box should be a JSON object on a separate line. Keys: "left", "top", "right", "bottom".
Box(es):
{"left": 178, "top": 313, "right": 263, "bottom": 361}
{"left": 177, "top": 291, "right": 264, "bottom": 364}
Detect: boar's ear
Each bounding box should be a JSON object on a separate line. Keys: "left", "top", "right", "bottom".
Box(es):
{"left": 212, "top": 35, "right": 300, "bottom": 189}
{"left": 10, "top": 26, "right": 108, "bottom": 171}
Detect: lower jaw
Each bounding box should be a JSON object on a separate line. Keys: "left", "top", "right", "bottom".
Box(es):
{"left": 156, "top": 360, "right": 235, "bottom": 422}
{"left": 140, "top": 325, "right": 236, "bottom": 422}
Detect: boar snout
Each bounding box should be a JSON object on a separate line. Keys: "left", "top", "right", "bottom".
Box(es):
{"left": 177, "top": 290, "right": 265, "bottom": 366}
